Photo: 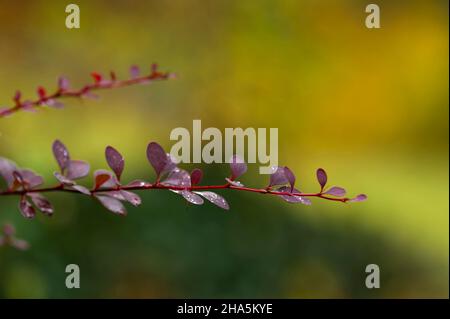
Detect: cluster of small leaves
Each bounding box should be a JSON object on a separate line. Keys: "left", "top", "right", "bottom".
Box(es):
{"left": 0, "top": 64, "right": 174, "bottom": 118}
{"left": 0, "top": 223, "right": 29, "bottom": 250}
{"left": 0, "top": 140, "right": 367, "bottom": 219}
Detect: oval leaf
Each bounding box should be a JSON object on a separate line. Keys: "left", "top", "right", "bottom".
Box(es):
{"left": 19, "top": 169, "right": 44, "bottom": 189}
{"left": 0, "top": 157, "right": 17, "bottom": 187}
{"left": 95, "top": 195, "right": 127, "bottom": 215}
{"left": 126, "top": 179, "right": 148, "bottom": 188}
{"left": 27, "top": 193, "right": 53, "bottom": 216}
{"left": 180, "top": 190, "right": 204, "bottom": 205}
{"left": 195, "top": 191, "right": 229, "bottom": 210}
{"left": 94, "top": 169, "right": 118, "bottom": 188}
{"left": 268, "top": 166, "right": 288, "bottom": 187}
{"left": 71, "top": 185, "right": 91, "bottom": 195}
{"left": 161, "top": 168, "right": 191, "bottom": 187}
{"left": 324, "top": 186, "right": 346, "bottom": 197}
{"left": 52, "top": 140, "right": 70, "bottom": 172}
{"left": 146, "top": 142, "right": 168, "bottom": 177}
{"left": 120, "top": 190, "right": 142, "bottom": 207}
{"left": 94, "top": 172, "right": 111, "bottom": 190}
{"left": 316, "top": 168, "right": 327, "bottom": 190}
{"left": 349, "top": 194, "right": 367, "bottom": 202}
{"left": 66, "top": 160, "right": 90, "bottom": 180}
{"left": 277, "top": 186, "right": 312, "bottom": 205}
{"left": 229, "top": 155, "right": 247, "bottom": 180}
{"left": 54, "top": 172, "right": 75, "bottom": 186}
{"left": 190, "top": 168, "right": 203, "bottom": 185}
{"left": 105, "top": 146, "right": 124, "bottom": 181}
{"left": 19, "top": 197, "right": 36, "bottom": 218}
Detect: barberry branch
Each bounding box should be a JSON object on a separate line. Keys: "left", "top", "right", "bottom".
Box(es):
{"left": 0, "top": 181, "right": 352, "bottom": 202}
{"left": 0, "top": 64, "right": 174, "bottom": 118}
{"left": 0, "top": 140, "right": 367, "bottom": 219}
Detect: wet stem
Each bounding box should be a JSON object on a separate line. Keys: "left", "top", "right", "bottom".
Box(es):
{"left": 0, "top": 183, "right": 349, "bottom": 203}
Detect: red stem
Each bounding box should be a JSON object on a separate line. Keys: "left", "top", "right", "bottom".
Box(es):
{"left": 0, "top": 183, "right": 349, "bottom": 203}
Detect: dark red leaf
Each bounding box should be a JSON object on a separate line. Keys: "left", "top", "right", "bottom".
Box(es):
{"left": 37, "top": 86, "right": 46, "bottom": 99}
{"left": 316, "top": 168, "right": 327, "bottom": 190}
{"left": 190, "top": 168, "right": 203, "bottom": 185}
{"left": 91, "top": 72, "right": 103, "bottom": 84}
{"left": 146, "top": 142, "right": 168, "bottom": 177}
{"left": 105, "top": 146, "right": 124, "bottom": 181}
{"left": 94, "top": 172, "right": 111, "bottom": 189}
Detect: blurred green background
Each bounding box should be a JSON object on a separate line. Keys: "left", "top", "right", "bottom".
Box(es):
{"left": 0, "top": 0, "right": 448, "bottom": 298}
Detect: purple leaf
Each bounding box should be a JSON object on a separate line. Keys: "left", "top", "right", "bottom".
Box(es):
{"left": 229, "top": 155, "right": 247, "bottom": 180}
{"left": 162, "top": 168, "right": 191, "bottom": 187}
{"left": 316, "top": 168, "right": 327, "bottom": 190}
{"left": 66, "top": 160, "right": 90, "bottom": 180}
{"left": 277, "top": 186, "right": 312, "bottom": 205}
{"left": 52, "top": 140, "right": 70, "bottom": 172}
{"left": 190, "top": 168, "right": 203, "bottom": 185}
{"left": 27, "top": 193, "right": 53, "bottom": 216}
{"left": 225, "top": 178, "right": 244, "bottom": 187}
{"left": 71, "top": 185, "right": 91, "bottom": 195}
{"left": 126, "top": 179, "right": 148, "bottom": 187}
{"left": 53, "top": 172, "right": 75, "bottom": 186}
{"left": 120, "top": 190, "right": 142, "bottom": 207}
{"left": 45, "top": 99, "right": 65, "bottom": 109}
{"left": 195, "top": 191, "right": 229, "bottom": 210}
{"left": 284, "top": 166, "right": 296, "bottom": 192}
{"left": 0, "top": 157, "right": 17, "bottom": 187}
{"left": 146, "top": 142, "right": 168, "bottom": 177}
{"left": 19, "top": 197, "right": 36, "bottom": 218}
{"left": 95, "top": 195, "right": 127, "bottom": 216}
{"left": 21, "top": 101, "right": 35, "bottom": 112}
{"left": 101, "top": 191, "right": 125, "bottom": 201}
{"left": 58, "top": 76, "right": 70, "bottom": 91}
{"left": 19, "top": 169, "right": 44, "bottom": 189}
{"left": 180, "top": 190, "right": 204, "bottom": 205}
{"left": 324, "top": 186, "right": 346, "bottom": 197}
{"left": 105, "top": 146, "right": 124, "bottom": 181}
{"left": 13, "top": 90, "right": 21, "bottom": 102}
{"left": 129, "top": 65, "right": 140, "bottom": 79}
{"left": 349, "top": 194, "right": 367, "bottom": 202}
{"left": 161, "top": 153, "right": 177, "bottom": 175}
{"left": 268, "top": 166, "right": 288, "bottom": 187}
